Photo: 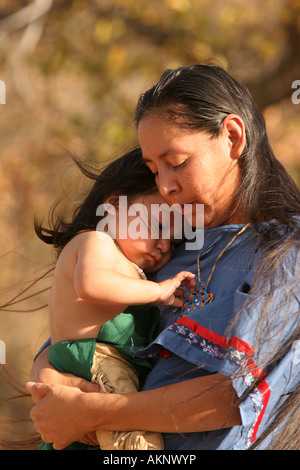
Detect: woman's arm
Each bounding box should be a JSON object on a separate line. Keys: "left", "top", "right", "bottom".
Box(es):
{"left": 87, "top": 372, "right": 241, "bottom": 434}
{"left": 30, "top": 347, "right": 100, "bottom": 393}
{"left": 30, "top": 347, "right": 100, "bottom": 446}
{"left": 27, "top": 370, "right": 241, "bottom": 450}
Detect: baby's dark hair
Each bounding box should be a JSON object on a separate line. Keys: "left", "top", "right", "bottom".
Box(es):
{"left": 35, "top": 147, "right": 156, "bottom": 256}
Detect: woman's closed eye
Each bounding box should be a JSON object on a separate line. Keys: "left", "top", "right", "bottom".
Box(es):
{"left": 171, "top": 161, "right": 186, "bottom": 171}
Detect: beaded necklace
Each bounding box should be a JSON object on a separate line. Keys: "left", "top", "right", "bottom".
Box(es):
{"left": 180, "top": 223, "right": 250, "bottom": 317}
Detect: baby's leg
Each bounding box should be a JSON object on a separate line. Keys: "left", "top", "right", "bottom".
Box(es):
{"left": 91, "top": 342, "right": 164, "bottom": 450}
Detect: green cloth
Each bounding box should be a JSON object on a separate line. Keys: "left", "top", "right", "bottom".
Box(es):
{"left": 40, "top": 304, "right": 160, "bottom": 451}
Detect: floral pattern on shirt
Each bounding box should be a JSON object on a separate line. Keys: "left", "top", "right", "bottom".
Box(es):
{"left": 166, "top": 323, "right": 249, "bottom": 367}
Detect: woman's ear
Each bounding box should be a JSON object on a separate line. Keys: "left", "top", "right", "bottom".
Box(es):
{"left": 222, "top": 114, "right": 246, "bottom": 160}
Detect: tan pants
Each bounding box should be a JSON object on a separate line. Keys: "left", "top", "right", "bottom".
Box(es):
{"left": 91, "top": 342, "right": 164, "bottom": 450}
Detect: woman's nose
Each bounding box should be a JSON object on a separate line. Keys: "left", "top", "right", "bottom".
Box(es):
{"left": 156, "top": 172, "right": 179, "bottom": 199}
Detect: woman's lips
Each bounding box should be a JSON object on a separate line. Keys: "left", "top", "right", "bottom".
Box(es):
{"left": 179, "top": 203, "right": 196, "bottom": 216}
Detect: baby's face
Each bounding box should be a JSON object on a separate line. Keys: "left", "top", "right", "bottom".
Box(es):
{"left": 115, "top": 191, "right": 182, "bottom": 272}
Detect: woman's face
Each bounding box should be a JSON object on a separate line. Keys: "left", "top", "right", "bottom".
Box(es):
{"left": 138, "top": 113, "right": 243, "bottom": 228}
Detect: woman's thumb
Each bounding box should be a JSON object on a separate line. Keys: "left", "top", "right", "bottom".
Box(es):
{"left": 26, "top": 382, "right": 49, "bottom": 403}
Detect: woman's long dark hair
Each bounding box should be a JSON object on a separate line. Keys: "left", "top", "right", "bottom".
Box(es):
{"left": 134, "top": 64, "right": 300, "bottom": 450}
{"left": 35, "top": 147, "right": 157, "bottom": 258}
{"left": 135, "top": 64, "right": 300, "bottom": 231}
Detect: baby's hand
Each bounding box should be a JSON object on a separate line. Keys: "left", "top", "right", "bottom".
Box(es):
{"left": 156, "top": 271, "right": 196, "bottom": 307}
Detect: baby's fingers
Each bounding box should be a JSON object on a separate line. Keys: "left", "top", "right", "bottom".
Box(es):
{"left": 176, "top": 271, "right": 195, "bottom": 281}
{"left": 171, "top": 297, "right": 184, "bottom": 308}
{"left": 178, "top": 272, "right": 196, "bottom": 289}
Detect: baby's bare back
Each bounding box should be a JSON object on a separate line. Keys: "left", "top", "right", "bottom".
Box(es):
{"left": 49, "top": 232, "right": 140, "bottom": 343}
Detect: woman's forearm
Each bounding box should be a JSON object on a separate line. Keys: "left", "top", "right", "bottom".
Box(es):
{"left": 30, "top": 346, "right": 100, "bottom": 392}
{"left": 85, "top": 373, "right": 241, "bottom": 434}
{"left": 31, "top": 350, "right": 241, "bottom": 433}
{"left": 28, "top": 370, "right": 241, "bottom": 449}
{"left": 30, "top": 347, "right": 55, "bottom": 383}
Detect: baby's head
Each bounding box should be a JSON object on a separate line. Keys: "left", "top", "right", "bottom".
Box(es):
{"left": 110, "top": 190, "right": 180, "bottom": 273}
{"left": 35, "top": 148, "right": 182, "bottom": 263}
{"left": 94, "top": 148, "right": 182, "bottom": 272}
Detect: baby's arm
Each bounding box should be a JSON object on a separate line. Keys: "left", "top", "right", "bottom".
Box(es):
{"left": 72, "top": 232, "right": 195, "bottom": 308}
{"left": 76, "top": 267, "right": 195, "bottom": 307}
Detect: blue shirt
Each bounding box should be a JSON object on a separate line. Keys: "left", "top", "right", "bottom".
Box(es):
{"left": 138, "top": 223, "right": 299, "bottom": 450}
{"left": 37, "top": 222, "right": 299, "bottom": 450}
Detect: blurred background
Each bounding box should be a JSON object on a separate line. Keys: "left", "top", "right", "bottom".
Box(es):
{"left": 0, "top": 0, "right": 299, "bottom": 450}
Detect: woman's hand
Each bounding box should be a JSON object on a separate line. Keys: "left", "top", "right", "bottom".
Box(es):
{"left": 27, "top": 382, "right": 97, "bottom": 449}
{"left": 29, "top": 347, "right": 100, "bottom": 447}
{"left": 156, "top": 271, "right": 196, "bottom": 307}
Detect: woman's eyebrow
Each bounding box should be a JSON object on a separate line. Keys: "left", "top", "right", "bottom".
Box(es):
{"left": 143, "top": 149, "right": 175, "bottom": 163}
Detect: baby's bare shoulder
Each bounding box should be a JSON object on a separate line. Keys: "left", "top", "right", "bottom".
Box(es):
{"left": 58, "top": 231, "right": 118, "bottom": 266}
{"left": 75, "top": 230, "right": 118, "bottom": 256}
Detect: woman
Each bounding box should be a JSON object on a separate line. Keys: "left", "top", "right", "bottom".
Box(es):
{"left": 27, "top": 64, "right": 300, "bottom": 450}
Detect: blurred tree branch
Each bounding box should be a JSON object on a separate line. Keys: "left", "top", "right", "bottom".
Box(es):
{"left": 89, "top": 2, "right": 170, "bottom": 47}
{"left": 0, "top": 0, "right": 53, "bottom": 34}
{"left": 88, "top": 0, "right": 300, "bottom": 109}
{"left": 0, "top": 0, "right": 53, "bottom": 102}
{"left": 246, "top": 8, "right": 300, "bottom": 107}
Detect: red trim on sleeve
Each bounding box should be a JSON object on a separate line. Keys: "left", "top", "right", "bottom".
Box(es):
{"left": 250, "top": 379, "right": 271, "bottom": 443}
{"left": 174, "top": 317, "right": 254, "bottom": 356}
{"left": 247, "top": 358, "right": 267, "bottom": 380}
{"left": 172, "top": 317, "right": 271, "bottom": 445}
{"left": 229, "top": 336, "right": 254, "bottom": 357}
